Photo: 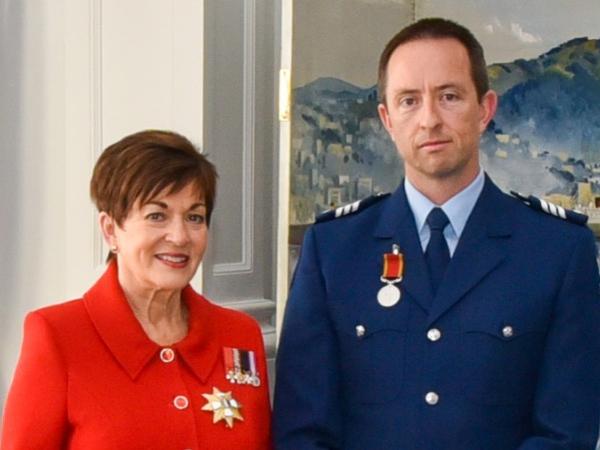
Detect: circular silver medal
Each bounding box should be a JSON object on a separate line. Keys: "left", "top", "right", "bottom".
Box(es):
{"left": 377, "top": 283, "right": 401, "bottom": 307}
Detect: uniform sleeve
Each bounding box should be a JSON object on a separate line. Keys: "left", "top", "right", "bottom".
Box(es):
{"left": 1, "top": 312, "right": 69, "bottom": 449}
{"left": 273, "top": 227, "right": 342, "bottom": 450}
{"left": 518, "top": 229, "right": 600, "bottom": 449}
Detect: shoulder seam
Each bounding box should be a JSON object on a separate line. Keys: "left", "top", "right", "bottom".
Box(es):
{"left": 315, "top": 193, "right": 390, "bottom": 223}
{"left": 510, "top": 191, "right": 588, "bottom": 226}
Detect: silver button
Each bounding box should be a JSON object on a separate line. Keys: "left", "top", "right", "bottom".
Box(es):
{"left": 355, "top": 325, "right": 366, "bottom": 338}
{"left": 502, "top": 326, "right": 514, "bottom": 338}
{"left": 427, "top": 328, "right": 441, "bottom": 342}
{"left": 173, "top": 395, "right": 189, "bottom": 410}
{"left": 160, "top": 348, "right": 175, "bottom": 363}
{"left": 425, "top": 391, "right": 439, "bottom": 405}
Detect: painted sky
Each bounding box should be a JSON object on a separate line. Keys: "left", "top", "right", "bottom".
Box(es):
{"left": 293, "top": 0, "right": 600, "bottom": 88}
{"left": 419, "top": 0, "right": 600, "bottom": 64}
{"left": 293, "top": 0, "right": 413, "bottom": 88}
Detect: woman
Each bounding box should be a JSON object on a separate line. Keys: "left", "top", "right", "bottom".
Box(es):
{"left": 1, "top": 130, "right": 271, "bottom": 449}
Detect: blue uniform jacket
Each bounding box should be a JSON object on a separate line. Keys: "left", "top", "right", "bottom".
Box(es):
{"left": 274, "top": 176, "right": 600, "bottom": 450}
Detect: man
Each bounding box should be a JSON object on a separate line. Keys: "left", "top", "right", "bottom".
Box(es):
{"left": 274, "top": 18, "right": 600, "bottom": 449}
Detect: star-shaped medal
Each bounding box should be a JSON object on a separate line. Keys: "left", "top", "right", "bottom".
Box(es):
{"left": 201, "top": 387, "right": 244, "bottom": 428}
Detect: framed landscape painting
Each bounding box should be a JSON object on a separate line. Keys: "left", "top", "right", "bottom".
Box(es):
{"left": 289, "top": 0, "right": 600, "bottom": 271}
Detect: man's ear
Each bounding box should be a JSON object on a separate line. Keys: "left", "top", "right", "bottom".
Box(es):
{"left": 377, "top": 102, "right": 394, "bottom": 141}
{"left": 478, "top": 89, "right": 498, "bottom": 133}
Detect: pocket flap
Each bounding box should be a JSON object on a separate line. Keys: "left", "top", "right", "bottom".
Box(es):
{"left": 463, "top": 314, "right": 543, "bottom": 341}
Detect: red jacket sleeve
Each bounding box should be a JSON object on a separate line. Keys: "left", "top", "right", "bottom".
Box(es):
{"left": 1, "top": 312, "right": 69, "bottom": 449}
{"left": 254, "top": 322, "right": 273, "bottom": 449}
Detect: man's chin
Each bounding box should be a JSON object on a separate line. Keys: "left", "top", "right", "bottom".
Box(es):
{"left": 421, "top": 155, "right": 476, "bottom": 178}
{"left": 421, "top": 164, "right": 462, "bottom": 180}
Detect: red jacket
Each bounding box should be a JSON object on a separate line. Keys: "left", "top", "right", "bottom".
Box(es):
{"left": 1, "top": 262, "right": 272, "bottom": 449}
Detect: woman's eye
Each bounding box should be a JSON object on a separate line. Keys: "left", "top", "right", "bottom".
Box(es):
{"left": 146, "top": 212, "right": 165, "bottom": 221}
{"left": 188, "top": 214, "right": 206, "bottom": 225}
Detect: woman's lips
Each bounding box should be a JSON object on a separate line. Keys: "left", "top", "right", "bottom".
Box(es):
{"left": 155, "top": 254, "right": 189, "bottom": 268}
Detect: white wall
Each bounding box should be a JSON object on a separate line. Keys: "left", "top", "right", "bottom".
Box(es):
{"left": 0, "top": 0, "right": 204, "bottom": 414}
{"left": 0, "top": 0, "right": 68, "bottom": 414}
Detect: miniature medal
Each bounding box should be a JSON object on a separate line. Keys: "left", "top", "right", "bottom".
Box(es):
{"left": 201, "top": 387, "right": 244, "bottom": 428}
{"left": 223, "top": 347, "right": 261, "bottom": 387}
{"left": 377, "top": 244, "right": 404, "bottom": 308}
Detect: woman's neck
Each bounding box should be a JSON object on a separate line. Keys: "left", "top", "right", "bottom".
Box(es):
{"left": 121, "top": 284, "right": 189, "bottom": 346}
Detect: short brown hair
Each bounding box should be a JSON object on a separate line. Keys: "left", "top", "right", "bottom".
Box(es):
{"left": 90, "top": 129, "right": 217, "bottom": 229}
{"left": 378, "top": 18, "right": 489, "bottom": 104}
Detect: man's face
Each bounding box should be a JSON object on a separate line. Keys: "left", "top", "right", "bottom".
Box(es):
{"left": 378, "top": 38, "right": 496, "bottom": 189}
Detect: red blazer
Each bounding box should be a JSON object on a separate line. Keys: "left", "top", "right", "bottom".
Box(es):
{"left": 1, "top": 262, "right": 272, "bottom": 449}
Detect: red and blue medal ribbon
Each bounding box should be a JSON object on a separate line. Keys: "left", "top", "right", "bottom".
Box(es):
{"left": 223, "top": 347, "right": 261, "bottom": 387}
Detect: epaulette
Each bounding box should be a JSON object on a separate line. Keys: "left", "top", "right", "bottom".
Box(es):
{"left": 510, "top": 191, "right": 588, "bottom": 225}
{"left": 316, "top": 193, "right": 390, "bottom": 223}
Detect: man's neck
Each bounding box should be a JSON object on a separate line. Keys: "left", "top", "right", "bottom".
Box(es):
{"left": 406, "top": 169, "right": 480, "bottom": 205}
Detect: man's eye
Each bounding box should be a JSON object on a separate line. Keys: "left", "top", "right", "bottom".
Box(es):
{"left": 188, "top": 214, "right": 206, "bottom": 225}
{"left": 442, "top": 92, "right": 459, "bottom": 102}
{"left": 399, "top": 97, "right": 417, "bottom": 108}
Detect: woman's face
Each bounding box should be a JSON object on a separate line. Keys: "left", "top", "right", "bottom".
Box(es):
{"left": 101, "top": 183, "right": 208, "bottom": 296}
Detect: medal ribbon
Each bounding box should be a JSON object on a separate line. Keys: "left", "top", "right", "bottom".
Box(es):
{"left": 223, "top": 347, "right": 235, "bottom": 371}
{"left": 382, "top": 252, "right": 404, "bottom": 280}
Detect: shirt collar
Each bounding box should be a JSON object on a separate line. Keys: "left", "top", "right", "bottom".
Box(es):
{"left": 83, "top": 261, "right": 220, "bottom": 382}
{"left": 404, "top": 168, "right": 484, "bottom": 239}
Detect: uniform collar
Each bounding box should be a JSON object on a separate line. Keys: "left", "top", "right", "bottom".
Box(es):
{"left": 374, "top": 172, "right": 511, "bottom": 239}
{"left": 83, "top": 261, "right": 220, "bottom": 382}
{"left": 404, "top": 168, "right": 485, "bottom": 241}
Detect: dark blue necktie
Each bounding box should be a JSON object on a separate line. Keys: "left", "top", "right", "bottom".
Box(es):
{"left": 425, "top": 207, "right": 450, "bottom": 295}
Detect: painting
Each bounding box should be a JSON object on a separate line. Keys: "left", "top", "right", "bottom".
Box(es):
{"left": 290, "top": 0, "right": 600, "bottom": 245}
{"left": 290, "top": 0, "right": 410, "bottom": 228}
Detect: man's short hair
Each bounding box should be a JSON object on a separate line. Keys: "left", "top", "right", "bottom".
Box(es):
{"left": 378, "top": 17, "right": 489, "bottom": 104}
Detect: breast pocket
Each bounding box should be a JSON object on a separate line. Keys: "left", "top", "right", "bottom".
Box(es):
{"left": 460, "top": 315, "right": 546, "bottom": 406}
{"left": 335, "top": 314, "right": 407, "bottom": 406}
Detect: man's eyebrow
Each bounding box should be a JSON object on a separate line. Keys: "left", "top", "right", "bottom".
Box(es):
{"left": 392, "top": 88, "right": 420, "bottom": 96}
{"left": 436, "top": 83, "right": 465, "bottom": 92}
{"left": 392, "top": 83, "right": 466, "bottom": 95}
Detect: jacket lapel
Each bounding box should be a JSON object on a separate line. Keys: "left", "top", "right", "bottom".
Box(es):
{"left": 83, "top": 261, "right": 159, "bottom": 380}
{"left": 176, "top": 286, "right": 222, "bottom": 384}
{"left": 426, "top": 176, "right": 512, "bottom": 326}
{"left": 83, "top": 261, "right": 221, "bottom": 383}
{"left": 374, "top": 182, "right": 434, "bottom": 312}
